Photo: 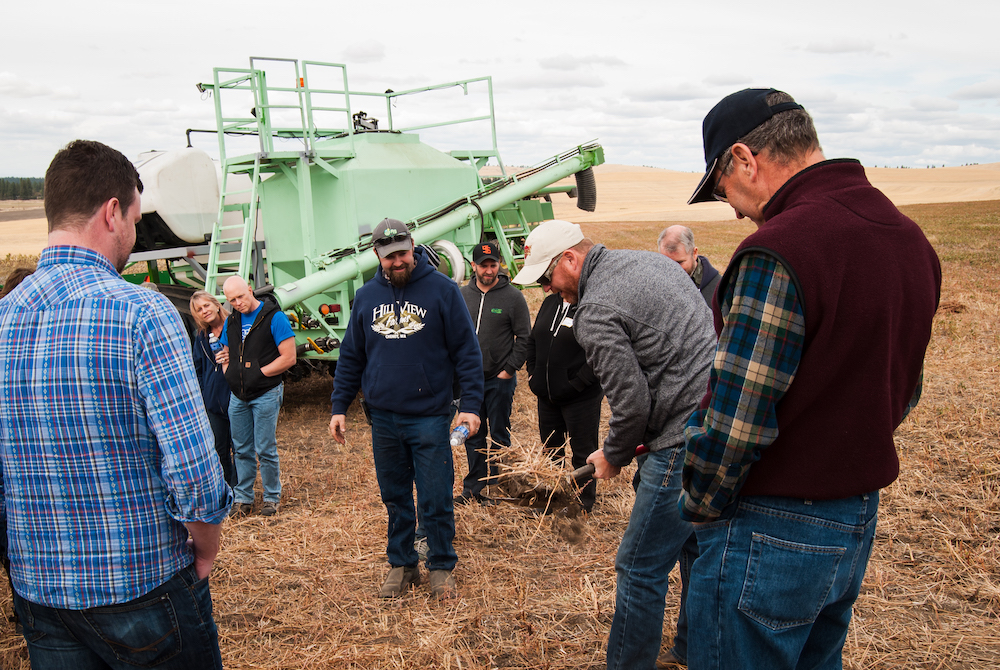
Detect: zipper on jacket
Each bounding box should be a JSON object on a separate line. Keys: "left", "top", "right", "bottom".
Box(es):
{"left": 236, "top": 308, "right": 267, "bottom": 398}
{"left": 475, "top": 291, "right": 486, "bottom": 334}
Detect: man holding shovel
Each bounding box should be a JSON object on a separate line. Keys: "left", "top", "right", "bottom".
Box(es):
{"left": 513, "top": 220, "right": 715, "bottom": 670}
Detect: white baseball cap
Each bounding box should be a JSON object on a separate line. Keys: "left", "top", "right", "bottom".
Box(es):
{"left": 512, "top": 220, "right": 584, "bottom": 285}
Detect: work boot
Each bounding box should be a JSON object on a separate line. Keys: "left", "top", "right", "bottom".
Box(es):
{"left": 429, "top": 569, "right": 458, "bottom": 600}
{"left": 260, "top": 501, "right": 279, "bottom": 517}
{"left": 228, "top": 503, "right": 252, "bottom": 519}
{"left": 379, "top": 566, "right": 420, "bottom": 598}
{"left": 656, "top": 647, "right": 686, "bottom": 668}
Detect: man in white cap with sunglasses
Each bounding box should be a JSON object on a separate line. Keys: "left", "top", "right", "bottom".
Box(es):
{"left": 513, "top": 220, "right": 715, "bottom": 670}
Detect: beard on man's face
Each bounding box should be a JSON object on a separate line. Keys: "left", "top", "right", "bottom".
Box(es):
{"left": 387, "top": 264, "right": 412, "bottom": 288}
{"left": 475, "top": 268, "right": 496, "bottom": 286}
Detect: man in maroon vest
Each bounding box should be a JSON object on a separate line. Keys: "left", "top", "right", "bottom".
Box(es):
{"left": 681, "top": 89, "right": 941, "bottom": 670}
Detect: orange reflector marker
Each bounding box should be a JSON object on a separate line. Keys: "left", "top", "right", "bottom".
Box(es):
{"left": 319, "top": 304, "right": 330, "bottom": 315}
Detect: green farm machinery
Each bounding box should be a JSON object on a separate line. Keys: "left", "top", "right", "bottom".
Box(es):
{"left": 130, "top": 57, "right": 604, "bottom": 377}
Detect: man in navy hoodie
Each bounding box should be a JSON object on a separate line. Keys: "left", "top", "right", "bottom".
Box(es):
{"left": 330, "top": 218, "right": 483, "bottom": 601}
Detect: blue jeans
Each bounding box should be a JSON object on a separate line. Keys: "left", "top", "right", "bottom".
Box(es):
{"left": 687, "top": 491, "right": 879, "bottom": 670}
{"left": 229, "top": 384, "right": 283, "bottom": 504}
{"left": 669, "top": 531, "right": 698, "bottom": 663}
{"left": 607, "top": 445, "right": 693, "bottom": 670}
{"left": 370, "top": 408, "right": 457, "bottom": 571}
{"left": 462, "top": 374, "right": 516, "bottom": 497}
{"left": 13, "top": 564, "right": 222, "bottom": 669}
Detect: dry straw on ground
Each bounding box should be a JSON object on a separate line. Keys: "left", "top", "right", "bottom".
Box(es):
{"left": 0, "top": 201, "right": 998, "bottom": 669}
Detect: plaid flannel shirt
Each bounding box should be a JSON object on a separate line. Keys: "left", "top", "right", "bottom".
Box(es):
{"left": 0, "top": 246, "right": 231, "bottom": 609}
{"left": 679, "top": 252, "right": 805, "bottom": 522}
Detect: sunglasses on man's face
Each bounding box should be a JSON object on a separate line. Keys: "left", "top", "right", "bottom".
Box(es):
{"left": 373, "top": 233, "right": 410, "bottom": 248}
{"left": 540, "top": 253, "right": 563, "bottom": 285}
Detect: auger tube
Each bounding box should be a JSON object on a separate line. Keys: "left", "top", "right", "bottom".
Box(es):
{"left": 272, "top": 148, "right": 600, "bottom": 309}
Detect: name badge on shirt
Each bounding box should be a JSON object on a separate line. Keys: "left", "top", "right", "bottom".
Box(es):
{"left": 560, "top": 316, "right": 574, "bottom": 328}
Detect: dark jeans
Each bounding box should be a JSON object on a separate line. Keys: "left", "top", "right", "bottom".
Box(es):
{"left": 371, "top": 408, "right": 457, "bottom": 571}
{"left": 13, "top": 564, "right": 222, "bottom": 670}
{"left": 462, "top": 374, "right": 516, "bottom": 497}
{"left": 537, "top": 392, "right": 602, "bottom": 510}
{"left": 207, "top": 410, "right": 236, "bottom": 486}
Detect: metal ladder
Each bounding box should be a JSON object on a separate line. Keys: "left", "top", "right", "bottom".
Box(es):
{"left": 202, "top": 59, "right": 353, "bottom": 295}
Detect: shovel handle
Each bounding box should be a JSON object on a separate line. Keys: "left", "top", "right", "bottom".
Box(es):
{"left": 569, "top": 463, "right": 596, "bottom": 485}
{"left": 568, "top": 444, "right": 650, "bottom": 484}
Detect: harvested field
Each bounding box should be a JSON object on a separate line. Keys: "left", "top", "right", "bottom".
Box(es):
{"left": 0, "top": 201, "right": 998, "bottom": 668}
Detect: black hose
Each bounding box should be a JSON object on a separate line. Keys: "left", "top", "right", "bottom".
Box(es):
{"left": 574, "top": 168, "right": 597, "bottom": 212}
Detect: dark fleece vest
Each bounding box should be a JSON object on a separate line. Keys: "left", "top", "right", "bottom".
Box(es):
{"left": 224, "top": 294, "right": 284, "bottom": 402}
{"left": 716, "top": 159, "right": 941, "bottom": 500}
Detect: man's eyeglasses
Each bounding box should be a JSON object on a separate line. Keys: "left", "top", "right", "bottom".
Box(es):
{"left": 540, "top": 253, "right": 563, "bottom": 284}
{"left": 373, "top": 233, "right": 410, "bottom": 248}
{"left": 712, "top": 171, "right": 728, "bottom": 203}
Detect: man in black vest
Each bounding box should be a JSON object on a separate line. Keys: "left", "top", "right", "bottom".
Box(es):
{"left": 682, "top": 89, "right": 941, "bottom": 670}
{"left": 217, "top": 276, "right": 296, "bottom": 518}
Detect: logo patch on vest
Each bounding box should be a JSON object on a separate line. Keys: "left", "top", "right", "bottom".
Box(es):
{"left": 491, "top": 308, "right": 502, "bottom": 314}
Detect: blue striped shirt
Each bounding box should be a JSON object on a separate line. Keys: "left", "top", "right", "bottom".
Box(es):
{"left": 0, "top": 246, "right": 232, "bottom": 609}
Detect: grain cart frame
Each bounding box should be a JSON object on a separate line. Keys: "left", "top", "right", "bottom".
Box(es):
{"left": 128, "top": 57, "right": 603, "bottom": 377}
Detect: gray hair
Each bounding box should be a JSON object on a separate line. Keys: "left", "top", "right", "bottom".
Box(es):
{"left": 719, "top": 90, "right": 820, "bottom": 176}
{"left": 657, "top": 225, "right": 695, "bottom": 254}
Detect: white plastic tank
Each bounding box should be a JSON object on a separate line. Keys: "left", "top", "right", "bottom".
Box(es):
{"left": 135, "top": 147, "right": 220, "bottom": 244}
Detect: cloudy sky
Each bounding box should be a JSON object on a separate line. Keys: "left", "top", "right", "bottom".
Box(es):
{"left": 2, "top": 0, "right": 998, "bottom": 177}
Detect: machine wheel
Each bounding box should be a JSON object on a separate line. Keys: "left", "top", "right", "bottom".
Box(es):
{"left": 432, "top": 239, "right": 466, "bottom": 284}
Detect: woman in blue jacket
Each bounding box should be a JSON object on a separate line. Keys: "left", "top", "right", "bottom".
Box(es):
{"left": 190, "top": 290, "right": 236, "bottom": 485}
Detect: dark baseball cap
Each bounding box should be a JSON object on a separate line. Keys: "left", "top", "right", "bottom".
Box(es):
{"left": 371, "top": 218, "right": 412, "bottom": 257}
{"left": 688, "top": 88, "right": 804, "bottom": 205}
{"left": 472, "top": 241, "right": 500, "bottom": 264}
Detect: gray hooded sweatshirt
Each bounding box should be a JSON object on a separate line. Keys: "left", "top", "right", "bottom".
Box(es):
{"left": 574, "top": 244, "right": 716, "bottom": 467}
{"left": 460, "top": 273, "right": 531, "bottom": 380}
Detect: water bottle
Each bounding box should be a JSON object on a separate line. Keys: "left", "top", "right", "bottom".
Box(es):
{"left": 209, "top": 332, "right": 222, "bottom": 355}
{"left": 449, "top": 423, "right": 470, "bottom": 447}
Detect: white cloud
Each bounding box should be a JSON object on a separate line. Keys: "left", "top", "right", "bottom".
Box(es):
{"left": 0, "top": 72, "right": 74, "bottom": 99}
{"left": 538, "top": 54, "right": 627, "bottom": 71}
{"left": 950, "top": 79, "right": 1000, "bottom": 100}
{"left": 910, "top": 96, "right": 960, "bottom": 112}
{"left": 702, "top": 75, "right": 753, "bottom": 88}
{"left": 627, "top": 83, "right": 713, "bottom": 103}
{"left": 801, "top": 39, "right": 877, "bottom": 54}
{"left": 502, "top": 72, "right": 606, "bottom": 90}
{"left": 342, "top": 41, "right": 386, "bottom": 64}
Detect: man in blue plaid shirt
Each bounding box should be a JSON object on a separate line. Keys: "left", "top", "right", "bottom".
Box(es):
{"left": 683, "top": 89, "right": 940, "bottom": 670}
{"left": 0, "top": 140, "right": 232, "bottom": 669}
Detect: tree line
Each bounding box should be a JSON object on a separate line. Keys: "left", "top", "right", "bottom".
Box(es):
{"left": 0, "top": 178, "right": 43, "bottom": 200}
